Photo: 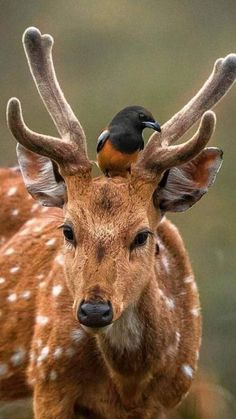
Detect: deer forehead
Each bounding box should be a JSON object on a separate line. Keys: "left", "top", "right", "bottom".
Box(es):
{"left": 66, "top": 177, "right": 155, "bottom": 234}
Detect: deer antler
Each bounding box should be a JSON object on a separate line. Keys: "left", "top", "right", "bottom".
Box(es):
{"left": 7, "top": 27, "right": 91, "bottom": 175}
{"left": 137, "top": 54, "right": 236, "bottom": 173}
{"left": 137, "top": 111, "right": 216, "bottom": 172}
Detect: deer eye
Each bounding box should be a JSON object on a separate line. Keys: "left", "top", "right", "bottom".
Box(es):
{"left": 62, "top": 225, "right": 75, "bottom": 243}
{"left": 131, "top": 230, "right": 151, "bottom": 251}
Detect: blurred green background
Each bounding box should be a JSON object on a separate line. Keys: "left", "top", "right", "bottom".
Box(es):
{"left": 0, "top": 0, "right": 236, "bottom": 416}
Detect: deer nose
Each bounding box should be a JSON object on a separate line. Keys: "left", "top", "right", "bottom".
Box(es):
{"left": 78, "top": 300, "right": 113, "bottom": 328}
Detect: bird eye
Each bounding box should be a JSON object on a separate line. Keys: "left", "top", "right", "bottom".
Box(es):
{"left": 139, "top": 113, "right": 146, "bottom": 121}
{"left": 130, "top": 230, "right": 151, "bottom": 251}
{"left": 62, "top": 225, "right": 75, "bottom": 243}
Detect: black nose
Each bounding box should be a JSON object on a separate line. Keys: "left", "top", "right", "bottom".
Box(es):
{"left": 78, "top": 300, "right": 113, "bottom": 328}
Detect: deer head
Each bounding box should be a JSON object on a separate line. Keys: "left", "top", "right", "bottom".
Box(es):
{"left": 7, "top": 27, "right": 236, "bottom": 331}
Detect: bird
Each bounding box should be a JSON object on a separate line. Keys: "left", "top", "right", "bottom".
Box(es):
{"left": 96, "top": 105, "right": 161, "bottom": 176}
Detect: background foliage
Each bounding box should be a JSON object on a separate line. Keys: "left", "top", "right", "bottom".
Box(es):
{"left": 0, "top": 0, "right": 236, "bottom": 417}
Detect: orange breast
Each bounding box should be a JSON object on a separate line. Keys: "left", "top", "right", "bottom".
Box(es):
{"left": 97, "top": 140, "right": 139, "bottom": 175}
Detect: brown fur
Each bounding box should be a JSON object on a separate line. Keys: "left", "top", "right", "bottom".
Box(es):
{"left": 0, "top": 169, "right": 201, "bottom": 418}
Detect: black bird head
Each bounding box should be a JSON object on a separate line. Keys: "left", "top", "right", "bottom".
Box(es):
{"left": 110, "top": 106, "right": 161, "bottom": 133}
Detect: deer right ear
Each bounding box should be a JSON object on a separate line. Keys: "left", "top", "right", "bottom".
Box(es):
{"left": 154, "top": 147, "right": 223, "bottom": 213}
{"left": 16, "top": 144, "right": 67, "bottom": 208}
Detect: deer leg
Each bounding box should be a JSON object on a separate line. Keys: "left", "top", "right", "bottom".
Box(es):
{"left": 33, "top": 382, "right": 77, "bottom": 419}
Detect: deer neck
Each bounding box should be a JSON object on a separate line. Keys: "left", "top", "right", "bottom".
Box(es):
{"left": 95, "top": 276, "right": 176, "bottom": 404}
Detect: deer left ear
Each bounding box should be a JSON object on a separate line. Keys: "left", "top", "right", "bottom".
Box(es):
{"left": 16, "top": 144, "right": 67, "bottom": 207}
{"left": 154, "top": 147, "right": 223, "bottom": 212}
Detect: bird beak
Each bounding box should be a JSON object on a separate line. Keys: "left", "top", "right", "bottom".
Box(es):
{"left": 143, "top": 121, "right": 161, "bottom": 132}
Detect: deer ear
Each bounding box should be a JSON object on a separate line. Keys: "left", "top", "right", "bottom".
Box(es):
{"left": 16, "top": 144, "right": 67, "bottom": 208}
{"left": 154, "top": 147, "right": 223, "bottom": 213}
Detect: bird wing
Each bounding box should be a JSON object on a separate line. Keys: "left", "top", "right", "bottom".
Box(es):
{"left": 96, "top": 129, "right": 110, "bottom": 153}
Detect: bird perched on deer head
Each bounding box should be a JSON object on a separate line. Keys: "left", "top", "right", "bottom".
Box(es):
{"left": 97, "top": 105, "right": 161, "bottom": 176}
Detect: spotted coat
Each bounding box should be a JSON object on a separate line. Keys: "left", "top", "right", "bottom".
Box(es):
{"left": 0, "top": 168, "right": 201, "bottom": 418}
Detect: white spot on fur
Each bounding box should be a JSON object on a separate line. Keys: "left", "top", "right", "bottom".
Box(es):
{"left": 159, "top": 215, "right": 166, "bottom": 224}
{"left": 165, "top": 297, "right": 175, "bottom": 309}
{"left": 52, "top": 284, "right": 62, "bottom": 297}
{"left": 191, "top": 282, "right": 198, "bottom": 291}
{"left": 157, "top": 237, "right": 165, "bottom": 252}
{"left": 8, "top": 186, "right": 17, "bottom": 196}
{"left": 0, "top": 236, "right": 6, "bottom": 244}
{"left": 176, "top": 331, "right": 181, "bottom": 344}
{"left": 0, "top": 277, "right": 5, "bottom": 284}
{"left": 71, "top": 329, "right": 85, "bottom": 344}
{"left": 159, "top": 288, "right": 164, "bottom": 298}
{"left": 106, "top": 305, "right": 143, "bottom": 353}
{"left": 26, "top": 219, "right": 36, "bottom": 226}
{"left": 0, "top": 363, "right": 8, "bottom": 375}
{"left": 11, "top": 208, "right": 19, "bottom": 216}
{"left": 49, "top": 370, "right": 57, "bottom": 380}
{"left": 28, "top": 377, "right": 36, "bottom": 386}
{"left": 190, "top": 307, "right": 200, "bottom": 317}
{"left": 184, "top": 275, "right": 194, "bottom": 284}
{"left": 10, "top": 266, "right": 20, "bottom": 274}
{"left": 20, "top": 290, "right": 31, "bottom": 300}
{"left": 53, "top": 347, "right": 63, "bottom": 359}
{"left": 167, "top": 331, "right": 181, "bottom": 357}
{"left": 33, "top": 226, "right": 43, "bottom": 233}
{"left": 31, "top": 203, "right": 40, "bottom": 212}
{"left": 5, "top": 247, "right": 15, "bottom": 256}
{"left": 19, "top": 228, "right": 30, "bottom": 236}
{"left": 36, "top": 274, "right": 45, "bottom": 280}
{"left": 36, "top": 315, "right": 49, "bottom": 326}
{"left": 37, "top": 346, "right": 49, "bottom": 363}
{"left": 36, "top": 339, "right": 42, "bottom": 348}
{"left": 181, "top": 364, "right": 193, "bottom": 379}
{"left": 157, "top": 237, "right": 170, "bottom": 272}
{"left": 10, "top": 347, "right": 26, "bottom": 366}
{"left": 46, "top": 238, "right": 56, "bottom": 246}
{"left": 38, "top": 281, "right": 46, "bottom": 289}
{"left": 55, "top": 254, "right": 64, "bottom": 266}
{"left": 7, "top": 293, "right": 17, "bottom": 302}
{"left": 162, "top": 254, "right": 170, "bottom": 272}
{"left": 30, "top": 351, "right": 36, "bottom": 362}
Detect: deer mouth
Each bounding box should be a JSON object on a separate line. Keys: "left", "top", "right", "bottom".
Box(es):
{"left": 80, "top": 323, "right": 113, "bottom": 335}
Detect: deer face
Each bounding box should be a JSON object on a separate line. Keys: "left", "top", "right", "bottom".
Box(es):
{"left": 62, "top": 177, "right": 159, "bottom": 330}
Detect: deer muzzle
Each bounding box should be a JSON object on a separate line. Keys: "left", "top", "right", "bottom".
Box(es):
{"left": 77, "top": 300, "right": 113, "bottom": 328}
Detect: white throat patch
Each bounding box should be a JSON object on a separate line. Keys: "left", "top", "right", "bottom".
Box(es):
{"left": 105, "top": 305, "right": 143, "bottom": 353}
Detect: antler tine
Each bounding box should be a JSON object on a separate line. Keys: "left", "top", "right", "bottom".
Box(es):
{"left": 149, "top": 53, "right": 236, "bottom": 147}
{"left": 23, "top": 27, "right": 88, "bottom": 156}
{"left": 7, "top": 98, "right": 90, "bottom": 174}
{"left": 136, "top": 111, "right": 216, "bottom": 173}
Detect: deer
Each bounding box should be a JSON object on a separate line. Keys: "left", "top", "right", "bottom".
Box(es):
{"left": 0, "top": 26, "right": 236, "bottom": 419}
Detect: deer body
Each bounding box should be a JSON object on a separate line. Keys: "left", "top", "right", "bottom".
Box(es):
{"left": 1, "top": 27, "right": 236, "bottom": 418}
{"left": 0, "top": 170, "right": 200, "bottom": 418}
